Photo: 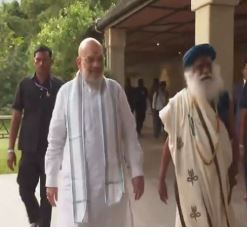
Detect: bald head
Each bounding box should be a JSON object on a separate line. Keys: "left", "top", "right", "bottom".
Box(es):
{"left": 76, "top": 37, "right": 104, "bottom": 86}
{"left": 78, "top": 37, "right": 103, "bottom": 56}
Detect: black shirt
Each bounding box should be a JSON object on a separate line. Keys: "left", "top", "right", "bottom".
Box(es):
{"left": 125, "top": 86, "right": 135, "bottom": 112}
{"left": 240, "top": 83, "right": 247, "bottom": 109}
{"left": 134, "top": 86, "right": 148, "bottom": 111}
{"left": 13, "top": 74, "right": 63, "bottom": 152}
{"left": 217, "top": 91, "right": 230, "bottom": 129}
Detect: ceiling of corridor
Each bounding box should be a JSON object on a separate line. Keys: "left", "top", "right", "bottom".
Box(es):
{"left": 97, "top": 0, "right": 247, "bottom": 59}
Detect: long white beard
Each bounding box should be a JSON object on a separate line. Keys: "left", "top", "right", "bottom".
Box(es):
{"left": 184, "top": 64, "right": 224, "bottom": 102}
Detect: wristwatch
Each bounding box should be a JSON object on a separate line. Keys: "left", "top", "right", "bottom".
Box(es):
{"left": 7, "top": 149, "right": 15, "bottom": 153}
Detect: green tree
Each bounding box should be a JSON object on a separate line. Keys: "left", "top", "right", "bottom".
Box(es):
{"left": 0, "top": 8, "right": 27, "bottom": 113}
{"left": 0, "top": 0, "right": 119, "bottom": 113}
{"left": 90, "top": 0, "right": 118, "bottom": 10}
{"left": 29, "top": 1, "right": 104, "bottom": 80}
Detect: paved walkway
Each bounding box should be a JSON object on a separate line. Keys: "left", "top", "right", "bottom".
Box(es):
{"left": 0, "top": 114, "right": 247, "bottom": 226}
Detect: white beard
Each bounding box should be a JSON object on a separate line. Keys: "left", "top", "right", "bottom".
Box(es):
{"left": 82, "top": 72, "right": 103, "bottom": 90}
{"left": 184, "top": 63, "right": 224, "bottom": 102}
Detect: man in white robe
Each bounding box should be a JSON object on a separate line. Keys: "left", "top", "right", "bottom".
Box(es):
{"left": 158, "top": 44, "right": 238, "bottom": 226}
{"left": 45, "top": 38, "right": 144, "bottom": 226}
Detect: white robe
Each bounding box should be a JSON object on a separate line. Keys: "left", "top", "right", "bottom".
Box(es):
{"left": 159, "top": 88, "right": 236, "bottom": 227}
{"left": 45, "top": 77, "right": 143, "bottom": 226}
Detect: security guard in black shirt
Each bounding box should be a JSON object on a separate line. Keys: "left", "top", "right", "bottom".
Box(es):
{"left": 7, "top": 46, "right": 63, "bottom": 227}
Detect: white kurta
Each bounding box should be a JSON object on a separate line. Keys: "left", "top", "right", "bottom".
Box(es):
{"left": 45, "top": 77, "right": 143, "bottom": 227}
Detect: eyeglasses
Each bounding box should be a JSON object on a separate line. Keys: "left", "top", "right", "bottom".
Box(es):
{"left": 82, "top": 56, "right": 104, "bottom": 65}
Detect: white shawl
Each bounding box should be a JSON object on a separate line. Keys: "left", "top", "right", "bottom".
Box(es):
{"left": 67, "top": 72, "right": 124, "bottom": 223}
{"left": 160, "top": 88, "right": 235, "bottom": 226}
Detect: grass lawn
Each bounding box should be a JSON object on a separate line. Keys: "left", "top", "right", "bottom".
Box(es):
{"left": 0, "top": 118, "right": 20, "bottom": 174}
{"left": 0, "top": 139, "right": 21, "bottom": 174}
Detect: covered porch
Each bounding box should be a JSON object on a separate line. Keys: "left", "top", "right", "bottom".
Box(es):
{"left": 96, "top": 0, "right": 247, "bottom": 95}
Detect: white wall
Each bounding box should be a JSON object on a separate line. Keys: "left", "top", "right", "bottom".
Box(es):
{"left": 125, "top": 55, "right": 185, "bottom": 97}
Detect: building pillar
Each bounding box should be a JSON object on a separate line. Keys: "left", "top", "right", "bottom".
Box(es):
{"left": 104, "top": 28, "right": 126, "bottom": 86}
{"left": 191, "top": 0, "right": 240, "bottom": 91}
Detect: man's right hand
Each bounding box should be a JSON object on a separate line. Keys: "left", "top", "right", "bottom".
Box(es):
{"left": 46, "top": 187, "right": 58, "bottom": 207}
{"left": 7, "top": 152, "right": 16, "bottom": 171}
{"left": 158, "top": 179, "right": 168, "bottom": 204}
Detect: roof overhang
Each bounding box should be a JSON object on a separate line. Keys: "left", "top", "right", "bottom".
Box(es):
{"left": 96, "top": 0, "right": 156, "bottom": 31}
{"left": 96, "top": 0, "right": 247, "bottom": 61}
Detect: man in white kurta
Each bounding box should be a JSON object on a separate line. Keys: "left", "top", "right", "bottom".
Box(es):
{"left": 158, "top": 44, "right": 238, "bottom": 226}
{"left": 45, "top": 38, "right": 144, "bottom": 226}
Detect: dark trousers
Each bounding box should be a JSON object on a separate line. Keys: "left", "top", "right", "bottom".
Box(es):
{"left": 17, "top": 150, "right": 52, "bottom": 227}
{"left": 153, "top": 110, "right": 162, "bottom": 138}
{"left": 135, "top": 109, "right": 146, "bottom": 135}
{"left": 244, "top": 160, "right": 247, "bottom": 195}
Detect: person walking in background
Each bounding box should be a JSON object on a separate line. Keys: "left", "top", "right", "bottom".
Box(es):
{"left": 7, "top": 46, "right": 63, "bottom": 226}
{"left": 238, "top": 59, "right": 247, "bottom": 201}
{"left": 149, "top": 78, "right": 159, "bottom": 106}
{"left": 152, "top": 81, "right": 169, "bottom": 138}
{"left": 134, "top": 78, "right": 148, "bottom": 136}
{"left": 125, "top": 77, "right": 135, "bottom": 113}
